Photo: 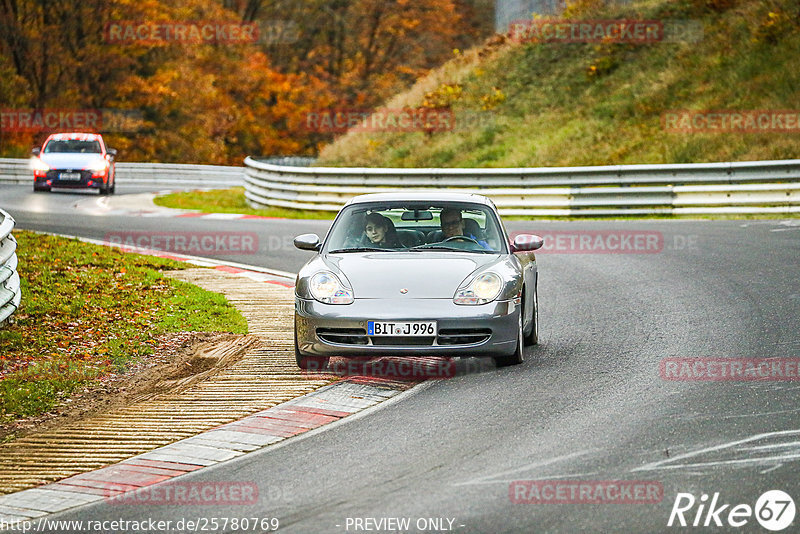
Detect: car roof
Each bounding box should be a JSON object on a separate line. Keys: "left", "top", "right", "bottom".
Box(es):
{"left": 344, "top": 191, "right": 495, "bottom": 208}
{"left": 45, "top": 133, "right": 102, "bottom": 142}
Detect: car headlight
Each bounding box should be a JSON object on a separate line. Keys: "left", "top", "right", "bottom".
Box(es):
{"left": 86, "top": 159, "right": 109, "bottom": 173}
{"left": 30, "top": 158, "right": 50, "bottom": 172}
{"left": 309, "top": 271, "right": 354, "bottom": 305}
{"left": 454, "top": 272, "right": 503, "bottom": 305}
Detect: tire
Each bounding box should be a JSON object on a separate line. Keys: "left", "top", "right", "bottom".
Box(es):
{"left": 294, "top": 333, "right": 329, "bottom": 371}
{"left": 524, "top": 285, "right": 539, "bottom": 346}
{"left": 494, "top": 306, "right": 524, "bottom": 367}
{"left": 33, "top": 184, "right": 50, "bottom": 192}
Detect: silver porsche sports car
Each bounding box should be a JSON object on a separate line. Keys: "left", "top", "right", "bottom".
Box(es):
{"left": 293, "top": 192, "right": 543, "bottom": 370}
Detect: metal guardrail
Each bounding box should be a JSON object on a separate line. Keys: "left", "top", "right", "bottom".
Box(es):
{"left": 0, "top": 209, "right": 21, "bottom": 327}
{"left": 243, "top": 158, "right": 800, "bottom": 216}
{"left": 0, "top": 159, "right": 243, "bottom": 187}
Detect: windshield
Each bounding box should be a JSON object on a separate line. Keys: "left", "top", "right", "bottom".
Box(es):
{"left": 44, "top": 139, "right": 102, "bottom": 154}
{"left": 325, "top": 202, "right": 507, "bottom": 254}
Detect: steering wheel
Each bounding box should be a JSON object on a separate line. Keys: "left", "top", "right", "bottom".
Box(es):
{"left": 443, "top": 235, "right": 480, "bottom": 245}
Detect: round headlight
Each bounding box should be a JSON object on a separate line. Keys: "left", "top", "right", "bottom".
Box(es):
{"left": 309, "top": 271, "right": 353, "bottom": 304}
{"left": 473, "top": 272, "right": 502, "bottom": 300}
{"left": 454, "top": 272, "right": 503, "bottom": 305}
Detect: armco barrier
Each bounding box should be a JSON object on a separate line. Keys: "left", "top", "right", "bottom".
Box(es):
{"left": 0, "top": 209, "right": 21, "bottom": 327}
{"left": 0, "top": 159, "right": 242, "bottom": 187}
{"left": 243, "top": 158, "right": 800, "bottom": 216}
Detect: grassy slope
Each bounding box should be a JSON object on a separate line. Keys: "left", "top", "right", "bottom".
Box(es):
{"left": 0, "top": 232, "right": 247, "bottom": 424}
{"left": 317, "top": 0, "right": 800, "bottom": 167}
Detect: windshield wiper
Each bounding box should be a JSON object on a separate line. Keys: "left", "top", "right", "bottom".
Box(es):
{"left": 328, "top": 247, "right": 396, "bottom": 253}
{"left": 408, "top": 245, "right": 495, "bottom": 254}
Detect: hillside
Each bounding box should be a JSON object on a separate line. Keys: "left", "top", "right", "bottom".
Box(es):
{"left": 318, "top": 0, "right": 800, "bottom": 167}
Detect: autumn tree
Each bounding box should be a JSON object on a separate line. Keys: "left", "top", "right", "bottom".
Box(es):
{"left": 0, "top": 0, "right": 490, "bottom": 161}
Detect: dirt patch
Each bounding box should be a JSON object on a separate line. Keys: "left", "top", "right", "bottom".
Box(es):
{"left": 0, "top": 331, "right": 263, "bottom": 443}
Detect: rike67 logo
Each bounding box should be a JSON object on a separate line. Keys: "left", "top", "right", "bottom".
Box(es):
{"left": 668, "top": 490, "right": 795, "bottom": 531}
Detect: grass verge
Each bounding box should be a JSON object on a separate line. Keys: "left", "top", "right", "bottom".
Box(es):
{"left": 0, "top": 231, "right": 248, "bottom": 425}
{"left": 153, "top": 187, "right": 335, "bottom": 220}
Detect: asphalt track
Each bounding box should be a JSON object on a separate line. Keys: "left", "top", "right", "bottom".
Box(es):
{"left": 1, "top": 183, "right": 799, "bottom": 533}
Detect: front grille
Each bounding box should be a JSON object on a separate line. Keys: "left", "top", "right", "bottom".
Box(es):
{"left": 317, "top": 328, "right": 368, "bottom": 345}
{"left": 47, "top": 170, "right": 89, "bottom": 181}
{"left": 371, "top": 336, "right": 435, "bottom": 346}
{"left": 437, "top": 328, "right": 491, "bottom": 345}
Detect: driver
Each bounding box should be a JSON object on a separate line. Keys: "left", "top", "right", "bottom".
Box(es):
{"left": 439, "top": 208, "right": 490, "bottom": 249}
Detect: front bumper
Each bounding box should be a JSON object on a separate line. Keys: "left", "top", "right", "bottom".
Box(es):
{"left": 36, "top": 170, "right": 105, "bottom": 189}
{"left": 295, "top": 297, "right": 520, "bottom": 358}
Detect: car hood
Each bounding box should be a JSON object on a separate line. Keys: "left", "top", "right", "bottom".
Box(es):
{"left": 39, "top": 153, "right": 105, "bottom": 169}
{"left": 326, "top": 252, "right": 504, "bottom": 299}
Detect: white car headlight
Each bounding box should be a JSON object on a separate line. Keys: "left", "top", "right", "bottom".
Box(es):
{"left": 30, "top": 158, "right": 50, "bottom": 172}
{"left": 454, "top": 272, "right": 503, "bottom": 305}
{"left": 309, "top": 271, "right": 354, "bottom": 305}
{"left": 86, "top": 159, "right": 109, "bottom": 172}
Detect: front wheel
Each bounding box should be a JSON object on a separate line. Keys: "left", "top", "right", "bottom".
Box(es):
{"left": 494, "top": 307, "right": 524, "bottom": 367}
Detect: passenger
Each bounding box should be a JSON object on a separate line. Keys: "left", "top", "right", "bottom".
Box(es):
{"left": 363, "top": 212, "right": 402, "bottom": 248}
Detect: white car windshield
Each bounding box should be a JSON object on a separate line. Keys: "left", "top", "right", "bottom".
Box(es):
{"left": 44, "top": 140, "right": 102, "bottom": 154}
{"left": 326, "top": 202, "right": 507, "bottom": 254}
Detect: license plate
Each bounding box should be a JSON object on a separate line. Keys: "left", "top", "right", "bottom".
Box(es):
{"left": 367, "top": 321, "right": 437, "bottom": 336}
{"left": 59, "top": 172, "right": 81, "bottom": 180}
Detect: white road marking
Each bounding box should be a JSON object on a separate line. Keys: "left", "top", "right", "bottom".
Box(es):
{"left": 740, "top": 441, "right": 800, "bottom": 452}
{"left": 453, "top": 450, "right": 597, "bottom": 486}
{"left": 632, "top": 429, "right": 800, "bottom": 472}
{"left": 454, "top": 472, "right": 601, "bottom": 486}
{"left": 760, "top": 464, "right": 784, "bottom": 475}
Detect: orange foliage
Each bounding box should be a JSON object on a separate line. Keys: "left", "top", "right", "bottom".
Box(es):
{"left": 0, "top": 0, "right": 490, "bottom": 163}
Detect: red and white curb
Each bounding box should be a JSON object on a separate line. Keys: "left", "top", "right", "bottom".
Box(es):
{"left": 0, "top": 380, "right": 416, "bottom": 522}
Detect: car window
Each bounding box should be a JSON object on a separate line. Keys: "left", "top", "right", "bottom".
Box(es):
{"left": 326, "top": 202, "right": 506, "bottom": 253}
{"left": 43, "top": 140, "right": 102, "bottom": 154}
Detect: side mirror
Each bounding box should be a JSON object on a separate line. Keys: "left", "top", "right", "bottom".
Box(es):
{"left": 31, "top": 147, "right": 41, "bottom": 156}
{"left": 294, "top": 233, "right": 321, "bottom": 251}
{"left": 107, "top": 148, "right": 117, "bottom": 158}
{"left": 511, "top": 234, "right": 543, "bottom": 252}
